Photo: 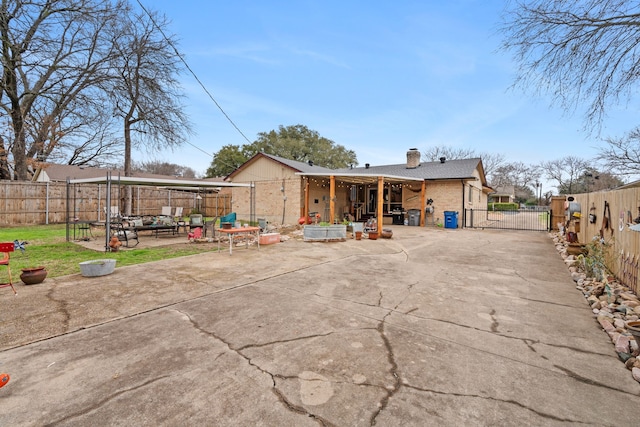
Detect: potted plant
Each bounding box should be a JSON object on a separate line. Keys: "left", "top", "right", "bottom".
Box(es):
{"left": 303, "top": 222, "right": 347, "bottom": 242}
{"left": 20, "top": 266, "right": 47, "bottom": 285}
{"left": 12, "top": 240, "right": 48, "bottom": 285}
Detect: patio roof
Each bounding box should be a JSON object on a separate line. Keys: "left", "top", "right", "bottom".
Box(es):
{"left": 296, "top": 172, "right": 425, "bottom": 185}
{"left": 68, "top": 176, "right": 250, "bottom": 188}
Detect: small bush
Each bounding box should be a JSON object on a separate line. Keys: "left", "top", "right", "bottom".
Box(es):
{"left": 488, "top": 203, "right": 519, "bottom": 211}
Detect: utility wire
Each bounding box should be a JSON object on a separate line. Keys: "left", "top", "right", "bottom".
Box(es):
{"left": 135, "top": 0, "right": 276, "bottom": 181}
{"left": 135, "top": 0, "right": 253, "bottom": 150}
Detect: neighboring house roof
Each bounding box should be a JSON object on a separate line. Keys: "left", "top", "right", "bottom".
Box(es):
{"left": 33, "top": 164, "right": 216, "bottom": 183}
{"left": 490, "top": 185, "right": 515, "bottom": 196}
{"left": 225, "top": 152, "right": 336, "bottom": 180}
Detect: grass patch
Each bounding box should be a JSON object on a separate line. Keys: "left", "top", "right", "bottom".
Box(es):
{"left": 0, "top": 224, "right": 217, "bottom": 277}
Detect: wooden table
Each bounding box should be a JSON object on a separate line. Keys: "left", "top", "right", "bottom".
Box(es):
{"left": 218, "top": 226, "right": 260, "bottom": 255}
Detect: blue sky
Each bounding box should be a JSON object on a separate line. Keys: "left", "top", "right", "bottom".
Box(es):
{"left": 138, "top": 0, "right": 638, "bottom": 178}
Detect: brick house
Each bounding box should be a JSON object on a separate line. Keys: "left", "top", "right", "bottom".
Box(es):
{"left": 226, "top": 149, "right": 491, "bottom": 228}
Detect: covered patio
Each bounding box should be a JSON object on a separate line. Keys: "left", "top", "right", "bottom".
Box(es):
{"left": 298, "top": 172, "right": 427, "bottom": 229}
{"left": 66, "top": 174, "right": 251, "bottom": 252}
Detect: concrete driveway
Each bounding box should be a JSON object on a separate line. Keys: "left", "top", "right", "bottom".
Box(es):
{"left": 1, "top": 226, "right": 639, "bottom": 426}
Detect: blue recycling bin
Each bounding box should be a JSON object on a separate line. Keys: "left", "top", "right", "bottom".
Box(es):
{"left": 444, "top": 211, "right": 458, "bottom": 229}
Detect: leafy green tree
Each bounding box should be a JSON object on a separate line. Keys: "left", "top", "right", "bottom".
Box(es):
{"left": 246, "top": 125, "right": 357, "bottom": 169}
{"left": 206, "top": 125, "right": 358, "bottom": 177}
{"left": 205, "top": 144, "right": 249, "bottom": 177}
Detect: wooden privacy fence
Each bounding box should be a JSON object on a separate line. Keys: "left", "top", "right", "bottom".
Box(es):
{"left": 0, "top": 181, "right": 231, "bottom": 226}
{"left": 572, "top": 185, "right": 640, "bottom": 294}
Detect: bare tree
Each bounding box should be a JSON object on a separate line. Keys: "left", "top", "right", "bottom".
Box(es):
{"left": 104, "top": 5, "right": 192, "bottom": 213}
{"left": 540, "top": 156, "right": 590, "bottom": 194}
{"left": 500, "top": 1, "right": 640, "bottom": 132}
{"left": 596, "top": 129, "right": 640, "bottom": 178}
{"left": 0, "top": 0, "right": 123, "bottom": 180}
{"left": 491, "top": 161, "right": 541, "bottom": 200}
{"left": 421, "top": 145, "right": 506, "bottom": 185}
{"left": 133, "top": 160, "right": 197, "bottom": 178}
{"left": 422, "top": 146, "right": 477, "bottom": 162}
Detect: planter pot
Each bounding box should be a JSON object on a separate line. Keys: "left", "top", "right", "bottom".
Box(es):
{"left": 20, "top": 266, "right": 47, "bottom": 285}
{"left": 368, "top": 231, "right": 379, "bottom": 240}
{"left": 259, "top": 232, "right": 280, "bottom": 245}
{"left": 355, "top": 231, "right": 362, "bottom": 240}
{"left": 303, "top": 225, "right": 347, "bottom": 242}
{"left": 380, "top": 229, "right": 393, "bottom": 239}
{"left": 79, "top": 259, "right": 116, "bottom": 277}
{"left": 566, "top": 243, "right": 587, "bottom": 256}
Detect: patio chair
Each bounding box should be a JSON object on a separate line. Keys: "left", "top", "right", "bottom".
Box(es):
{"left": 0, "top": 242, "right": 17, "bottom": 295}
{"left": 219, "top": 212, "right": 236, "bottom": 228}
{"left": 202, "top": 217, "right": 220, "bottom": 238}
{"left": 363, "top": 217, "right": 378, "bottom": 236}
{"left": 104, "top": 206, "right": 120, "bottom": 220}
{"left": 174, "top": 207, "right": 187, "bottom": 233}
{"left": 189, "top": 214, "right": 204, "bottom": 231}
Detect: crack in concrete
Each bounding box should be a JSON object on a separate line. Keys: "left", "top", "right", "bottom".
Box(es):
{"left": 553, "top": 365, "right": 640, "bottom": 396}
{"left": 402, "top": 383, "right": 599, "bottom": 425}
{"left": 519, "top": 296, "right": 581, "bottom": 308}
{"left": 174, "top": 309, "right": 330, "bottom": 426}
{"left": 406, "top": 313, "right": 610, "bottom": 357}
{"left": 237, "top": 331, "right": 336, "bottom": 351}
{"left": 370, "top": 282, "right": 415, "bottom": 426}
{"left": 45, "top": 285, "right": 71, "bottom": 331}
{"left": 489, "top": 309, "right": 499, "bottom": 332}
{"left": 45, "top": 375, "right": 169, "bottom": 426}
{"left": 271, "top": 387, "right": 336, "bottom": 427}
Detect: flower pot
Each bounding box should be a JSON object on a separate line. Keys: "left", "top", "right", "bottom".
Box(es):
{"left": 20, "top": 266, "right": 47, "bottom": 285}
{"left": 368, "top": 231, "right": 378, "bottom": 240}
{"left": 79, "top": 259, "right": 116, "bottom": 277}
{"left": 380, "top": 229, "right": 393, "bottom": 239}
{"left": 355, "top": 231, "right": 362, "bottom": 240}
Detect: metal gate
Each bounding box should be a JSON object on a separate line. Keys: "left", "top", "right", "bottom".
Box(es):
{"left": 464, "top": 208, "right": 551, "bottom": 231}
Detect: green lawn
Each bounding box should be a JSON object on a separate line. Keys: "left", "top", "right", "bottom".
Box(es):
{"left": 0, "top": 224, "right": 217, "bottom": 277}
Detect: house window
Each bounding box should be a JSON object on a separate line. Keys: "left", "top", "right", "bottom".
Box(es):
{"left": 468, "top": 186, "right": 473, "bottom": 203}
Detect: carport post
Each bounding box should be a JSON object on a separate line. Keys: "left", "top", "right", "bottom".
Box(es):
{"left": 377, "top": 176, "right": 384, "bottom": 230}
{"left": 329, "top": 175, "right": 335, "bottom": 223}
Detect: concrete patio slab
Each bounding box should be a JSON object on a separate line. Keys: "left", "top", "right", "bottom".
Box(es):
{"left": 1, "top": 226, "right": 638, "bottom": 426}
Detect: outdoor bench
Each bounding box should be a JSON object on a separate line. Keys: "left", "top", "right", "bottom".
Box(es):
{"left": 113, "top": 217, "right": 179, "bottom": 247}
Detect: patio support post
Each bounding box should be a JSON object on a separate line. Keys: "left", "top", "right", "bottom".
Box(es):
{"left": 420, "top": 180, "right": 426, "bottom": 226}
{"left": 330, "top": 175, "right": 335, "bottom": 224}
{"left": 304, "top": 178, "right": 310, "bottom": 219}
{"left": 377, "top": 176, "right": 384, "bottom": 230}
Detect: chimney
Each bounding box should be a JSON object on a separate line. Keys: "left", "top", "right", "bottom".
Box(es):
{"left": 439, "top": 157, "right": 446, "bottom": 163}
{"left": 365, "top": 163, "right": 370, "bottom": 169}
{"left": 406, "top": 148, "right": 420, "bottom": 169}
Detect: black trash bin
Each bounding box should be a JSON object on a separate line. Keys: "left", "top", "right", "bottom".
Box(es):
{"left": 408, "top": 209, "right": 421, "bottom": 226}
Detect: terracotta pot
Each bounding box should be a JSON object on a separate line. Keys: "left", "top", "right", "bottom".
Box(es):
{"left": 368, "top": 232, "right": 378, "bottom": 240}
{"left": 355, "top": 231, "right": 362, "bottom": 240}
{"left": 20, "top": 266, "right": 47, "bottom": 285}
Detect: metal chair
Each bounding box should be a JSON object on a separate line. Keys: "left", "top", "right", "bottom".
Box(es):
{"left": 0, "top": 242, "right": 17, "bottom": 295}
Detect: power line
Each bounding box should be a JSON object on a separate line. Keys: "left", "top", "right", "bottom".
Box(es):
{"left": 134, "top": 1, "right": 277, "bottom": 181}
{"left": 135, "top": 0, "right": 253, "bottom": 150}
